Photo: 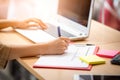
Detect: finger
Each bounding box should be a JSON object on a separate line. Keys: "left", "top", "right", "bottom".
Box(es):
{"left": 57, "top": 50, "right": 65, "bottom": 55}
{"left": 27, "top": 24, "right": 40, "bottom": 27}
{"left": 24, "top": 18, "right": 47, "bottom": 30}
{"left": 24, "top": 23, "right": 47, "bottom": 30}
{"left": 23, "top": 24, "right": 39, "bottom": 29}
{"left": 60, "top": 40, "right": 67, "bottom": 47}
{"left": 61, "top": 47, "right": 67, "bottom": 53}
{"left": 34, "top": 19, "right": 47, "bottom": 30}
{"left": 63, "top": 46, "right": 67, "bottom": 50}
{"left": 60, "top": 37, "right": 70, "bottom": 40}
{"left": 60, "top": 37, "right": 71, "bottom": 43}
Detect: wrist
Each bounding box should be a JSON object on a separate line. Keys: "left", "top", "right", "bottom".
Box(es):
{"left": 11, "top": 21, "right": 20, "bottom": 29}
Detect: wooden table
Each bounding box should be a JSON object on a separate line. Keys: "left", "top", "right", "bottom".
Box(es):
{"left": 0, "top": 20, "right": 120, "bottom": 80}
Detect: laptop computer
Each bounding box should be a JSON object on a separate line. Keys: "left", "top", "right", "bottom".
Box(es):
{"left": 44, "top": 0, "right": 94, "bottom": 41}
{"left": 15, "top": 0, "right": 94, "bottom": 42}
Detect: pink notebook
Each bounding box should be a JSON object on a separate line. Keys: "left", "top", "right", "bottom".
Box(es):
{"left": 96, "top": 49, "right": 120, "bottom": 58}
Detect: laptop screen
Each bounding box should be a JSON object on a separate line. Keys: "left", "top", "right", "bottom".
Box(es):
{"left": 58, "top": 0, "right": 91, "bottom": 27}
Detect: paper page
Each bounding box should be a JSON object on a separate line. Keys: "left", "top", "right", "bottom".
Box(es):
{"left": 33, "top": 44, "right": 97, "bottom": 69}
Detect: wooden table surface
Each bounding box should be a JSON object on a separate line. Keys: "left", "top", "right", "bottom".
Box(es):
{"left": 0, "top": 20, "right": 120, "bottom": 80}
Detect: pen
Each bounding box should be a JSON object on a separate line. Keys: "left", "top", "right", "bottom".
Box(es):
{"left": 57, "top": 26, "right": 61, "bottom": 37}
{"left": 73, "top": 44, "right": 94, "bottom": 47}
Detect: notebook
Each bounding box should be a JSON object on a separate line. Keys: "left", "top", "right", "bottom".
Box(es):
{"left": 44, "top": 0, "right": 94, "bottom": 41}
{"left": 33, "top": 44, "right": 99, "bottom": 70}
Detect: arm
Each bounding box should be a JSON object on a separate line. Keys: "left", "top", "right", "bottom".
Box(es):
{"left": 8, "top": 37, "right": 70, "bottom": 60}
{"left": 0, "top": 19, "right": 18, "bottom": 29}
{"left": 0, "top": 18, "right": 47, "bottom": 30}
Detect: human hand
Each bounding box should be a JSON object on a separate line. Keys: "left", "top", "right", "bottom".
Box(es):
{"left": 42, "top": 37, "right": 70, "bottom": 55}
{"left": 14, "top": 18, "right": 47, "bottom": 30}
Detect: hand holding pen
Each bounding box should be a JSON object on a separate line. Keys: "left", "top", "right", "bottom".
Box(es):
{"left": 57, "top": 26, "right": 70, "bottom": 45}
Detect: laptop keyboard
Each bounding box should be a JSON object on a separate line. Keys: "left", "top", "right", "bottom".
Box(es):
{"left": 46, "top": 23, "right": 75, "bottom": 37}
{"left": 60, "top": 29, "right": 75, "bottom": 37}
{"left": 45, "top": 23, "right": 58, "bottom": 38}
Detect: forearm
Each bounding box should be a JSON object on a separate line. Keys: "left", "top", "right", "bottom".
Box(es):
{"left": 8, "top": 43, "right": 47, "bottom": 60}
{"left": 0, "top": 19, "right": 18, "bottom": 29}
{"left": 8, "top": 37, "right": 70, "bottom": 60}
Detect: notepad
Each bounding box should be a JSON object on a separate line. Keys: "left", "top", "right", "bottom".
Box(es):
{"left": 80, "top": 55, "right": 105, "bottom": 65}
{"left": 96, "top": 49, "right": 120, "bottom": 58}
{"left": 33, "top": 44, "right": 99, "bottom": 70}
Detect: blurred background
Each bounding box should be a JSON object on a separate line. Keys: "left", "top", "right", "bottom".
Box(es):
{"left": 0, "top": 0, "right": 120, "bottom": 31}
